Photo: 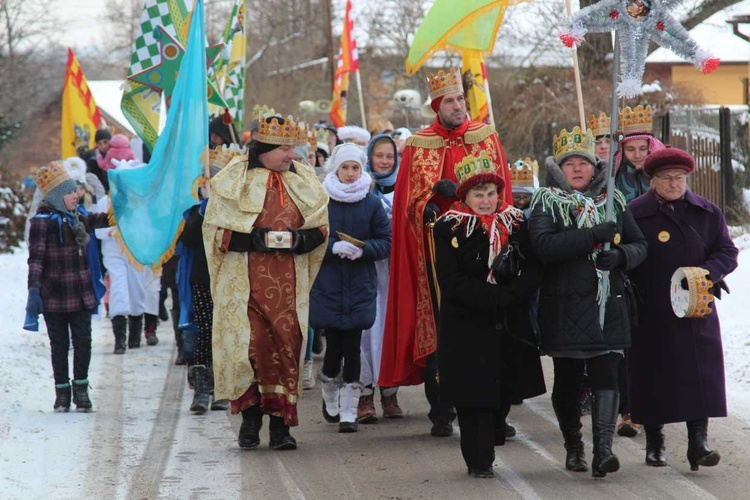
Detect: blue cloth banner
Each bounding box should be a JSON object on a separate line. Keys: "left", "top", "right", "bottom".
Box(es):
{"left": 109, "top": 0, "right": 208, "bottom": 266}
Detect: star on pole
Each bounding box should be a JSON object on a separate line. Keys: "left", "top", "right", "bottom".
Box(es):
{"left": 560, "top": 0, "right": 719, "bottom": 97}
{"left": 128, "top": 26, "right": 228, "bottom": 109}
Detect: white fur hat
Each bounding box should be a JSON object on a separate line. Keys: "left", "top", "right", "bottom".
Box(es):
{"left": 63, "top": 157, "right": 88, "bottom": 184}
{"left": 329, "top": 143, "right": 367, "bottom": 172}
{"left": 337, "top": 125, "right": 371, "bottom": 145}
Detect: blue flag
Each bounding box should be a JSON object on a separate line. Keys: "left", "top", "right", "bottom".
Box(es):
{"left": 109, "top": 0, "right": 208, "bottom": 266}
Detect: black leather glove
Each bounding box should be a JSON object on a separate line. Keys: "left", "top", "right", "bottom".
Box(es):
{"left": 432, "top": 179, "right": 458, "bottom": 199}
{"left": 288, "top": 227, "right": 326, "bottom": 255}
{"left": 590, "top": 221, "right": 618, "bottom": 244}
{"left": 424, "top": 201, "right": 440, "bottom": 224}
{"left": 712, "top": 280, "right": 729, "bottom": 299}
{"left": 595, "top": 248, "right": 624, "bottom": 270}
{"left": 228, "top": 228, "right": 271, "bottom": 252}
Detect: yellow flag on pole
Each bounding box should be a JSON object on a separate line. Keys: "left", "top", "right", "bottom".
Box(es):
{"left": 61, "top": 48, "right": 101, "bottom": 159}
{"left": 462, "top": 50, "right": 491, "bottom": 125}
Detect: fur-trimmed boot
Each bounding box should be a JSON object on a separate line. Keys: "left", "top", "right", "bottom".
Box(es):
{"left": 319, "top": 368, "right": 341, "bottom": 423}
{"left": 339, "top": 382, "right": 362, "bottom": 433}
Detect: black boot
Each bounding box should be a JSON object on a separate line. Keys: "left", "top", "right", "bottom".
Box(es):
{"left": 552, "top": 398, "right": 588, "bottom": 472}
{"left": 269, "top": 416, "right": 297, "bottom": 450}
{"left": 54, "top": 383, "right": 71, "bottom": 413}
{"left": 189, "top": 365, "right": 210, "bottom": 414}
{"left": 144, "top": 313, "right": 159, "bottom": 345}
{"left": 686, "top": 419, "right": 720, "bottom": 471}
{"left": 238, "top": 405, "right": 263, "bottom": 449}
{"left": 128, "top": 314, "right": 143, "bottom": 348}
{"left": 591, "top": 390, "right": 620, "bottom": 478}
{"left": 112, "top": 316, "right": 127, "bottom": 354}
{"left": 207, "top": 367, "right": 229, "bottom": 411}
{"left": 159, "top": 288, "right": 170, "bottom": 321}
{"left": 645, "top": 424, "right": 667, "bottom": 466}
{"left": 72, "top": 379, "right": 93, "bottom": 412}
{"left": 493, "top": 402, "right": 512, "bottom": 446}
{"left": 172, "top": 309, "right": 186, "bottom": 365}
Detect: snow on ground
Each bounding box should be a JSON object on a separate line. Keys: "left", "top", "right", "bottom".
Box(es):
{"left": 1, "top": 234, "right": 750, "bottom": 495}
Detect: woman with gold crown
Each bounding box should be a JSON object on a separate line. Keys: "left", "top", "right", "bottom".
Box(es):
{"left": 614, "top": 105, "right": 665, "bottom": 203}
{"left": 202, "top": 113, "right": 329, "bottom": 451}
{"left": 529, "top": 127, "right": 647, "bottom": 478}
{"left": 432, "top": 152, "right": 546, "bottom": 478}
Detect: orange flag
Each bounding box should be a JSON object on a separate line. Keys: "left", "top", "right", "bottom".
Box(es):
{"left": 61, "top": 48, "right": 101, "bottom": 158}
{"left": 329, "top": 0, "right": 359, "bottom": 127}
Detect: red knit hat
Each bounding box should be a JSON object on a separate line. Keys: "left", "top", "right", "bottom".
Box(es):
{"left": 643, "top": 145, "right": 695, "bottom": 177}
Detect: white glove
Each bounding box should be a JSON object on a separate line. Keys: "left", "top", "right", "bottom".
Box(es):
{"left": 345, "top": 246, "right": 364, "bottom": 260}
{"left": 332, "top": 241, "right": 359, "bottom": 258}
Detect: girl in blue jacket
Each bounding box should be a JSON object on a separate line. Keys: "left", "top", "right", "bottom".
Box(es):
{"left": 312, "top": 143, "right": 391, "bottom": 433}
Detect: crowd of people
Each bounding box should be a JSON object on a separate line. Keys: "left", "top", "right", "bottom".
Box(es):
{"left": 24, "top": 67, "right": 739, "bottom": 480}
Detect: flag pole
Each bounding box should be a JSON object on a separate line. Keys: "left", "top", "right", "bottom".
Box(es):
{"left": 598, "top": 32, "right": 621, "bottom": 328}
{"left": 355, "top": 68, "right": 367, "bottom": 130}
{"left": 565, "top": 0, "right": 586, "bottom": 130}
{"left": 481, "top": 59, "right": 495, "bottom": 127}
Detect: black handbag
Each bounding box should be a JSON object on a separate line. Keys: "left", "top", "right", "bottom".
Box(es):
{"left": 491, "top": 241, "right": 525, "bottom": 283}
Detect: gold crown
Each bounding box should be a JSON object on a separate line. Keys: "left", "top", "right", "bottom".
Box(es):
{"left": 509, "top": 158, "right": 537, "bottom": 188}
{"left": 553, "top": 126, "right": 595, "bottom": 163}
{"left": 620, "top": 105, "right": 653, "bottom": 136}
{"left": 455, "top": 151, "right": 495, "bottom": 185}
{"left": 34, "top": 161, "right": 72, "bottom": 195}
{"left": 587, "top": 112, "right": 611, "bottom": 137}
{"left": 315, "top": 128, "right": 329, "bottom": 147}
{"left": 209, "top": 144, "right": 245, "bottom": 172}
{"left": 427, "top": 68, "right": 463, "bottom": 100}
{"left": 671, "top": 267, "right": 715, "bottom": 318}
{"left": 258, "top": 114, "right": 299, "bottom": 146}
{"left": 296, "top": 122, "right": 316, "bottom": 149}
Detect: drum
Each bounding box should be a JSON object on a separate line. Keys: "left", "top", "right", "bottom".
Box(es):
{"left": 670, "top": 266, "right": 714, "bottom": 318}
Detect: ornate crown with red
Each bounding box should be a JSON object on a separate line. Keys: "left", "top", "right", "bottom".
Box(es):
{"left": 620, "top": 105, "right": 653, "bottom": 136}
{"left": 587, "top": 112, "right": 611, "bottom": 138}
{"left": 509, "top": 158, "right": 537, "bottom": 189}
{"left": 258, "top": 113, "right": 300, "bottom": 146}
{"left": 33, "top": 161, "right": 72, "bottom": 195}
{"left": 427, "top": 68, "right": 463, "bottom": 100}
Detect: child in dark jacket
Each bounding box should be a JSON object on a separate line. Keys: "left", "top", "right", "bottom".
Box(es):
{"left": 311, "top": 143, "right": 391, "bottom": 433}
{"left": 25, "top": 162, "right": 110, "bottom": 412}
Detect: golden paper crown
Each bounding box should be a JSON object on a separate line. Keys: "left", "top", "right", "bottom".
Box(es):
{"left": 315, "top": 128, "right": 329, "bottom": 147}
{"left": 209, "top": 144, "right": 245, "bottom": 172}
{"left": 33, "top": 161, "right": 72, "bottom": 195}
{"left": 296, "top": 122, "right": 317, "bottom": 149}
{"left": 587, "top": 112, "right": 611, "bottom": 138}
{"left": 509, "top": 158, "right": 537, "bottom": 188}
{"left": 427, "top": 68, "right": 463, "bottom": 100}
{"left": 672, "top": 267, "right": 715, "bottom": 318}
{"left": 620, "top": 105, "right": 653, "bottom": 136}
{"left": 553, "top": 126, "right": 596, "bottom": 163}
{"left": 258, "top": 115, "right": 299, "bottom": 146}
{"left": 455, "top": 151, "right": 495, "bottom": 185}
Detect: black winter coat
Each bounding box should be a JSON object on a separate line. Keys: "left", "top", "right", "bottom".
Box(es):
{"left": 434, "top": 216, "right": 546, "bottom": 409}
{"left": 180, "top": 204, "right": 210, "bottom": 286}
{"left": 310, "top": 193, "right": 391, "bottom": 331}
{"left": 528, "top": 158, "right": 648, "bottom": 353}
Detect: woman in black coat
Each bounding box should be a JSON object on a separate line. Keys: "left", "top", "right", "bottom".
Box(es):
{"left": 433, "top": 153, "right": 546, "bottom": 479}
{"left": 528, "top": 128, "right": 647, "bottom": 478}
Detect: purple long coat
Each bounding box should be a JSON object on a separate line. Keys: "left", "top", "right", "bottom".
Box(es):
{"left": 627, "top": 190, "right": 738, "bottom": 425}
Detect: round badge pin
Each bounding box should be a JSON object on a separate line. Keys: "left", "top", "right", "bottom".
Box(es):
{"left": 613, "top": 233, "right": 621, "bottom": 245}
{"left": 658, "top": 230, "right": 670, "bottom": 243}
{"left": 451, "top": 237, "right": 459, "bottom": 248}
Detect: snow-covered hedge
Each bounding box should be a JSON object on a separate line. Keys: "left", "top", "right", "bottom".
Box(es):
{"left": 0, "top": 170, "right": 30, "bottom": 253}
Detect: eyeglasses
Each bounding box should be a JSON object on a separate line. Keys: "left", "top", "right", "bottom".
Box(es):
{"left": 655, "top": 174, "right": 687, "bottom": 183}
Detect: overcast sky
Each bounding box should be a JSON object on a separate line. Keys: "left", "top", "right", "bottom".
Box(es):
{"left": 53, "top": 0, "right": 110, "bottom": 49}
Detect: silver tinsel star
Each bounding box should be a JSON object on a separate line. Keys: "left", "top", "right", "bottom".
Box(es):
{"left": 561, "top": 0, "right": 719, "bottom": 97}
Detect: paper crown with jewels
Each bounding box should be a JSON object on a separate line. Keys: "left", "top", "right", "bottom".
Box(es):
{"left": 208, "top": 143, "right": 245, "bottom": 172}
{"left": 258, "top": 113, "right": 300, "bottom": 146}
{"left": 296, "top": 122, "right": 317, "bottom": 150}
{"left": 587, "top": 112, "right": 611, "bottom": 138}
{"left": 670, "top": 266, "right": 715, "bottom": 318}
{"left": 509, "top": 158, "right": 538, "bottom": 189}
{"left": 553, "top": 126, "right": 596, "bottom": 164}
{"left": 33, "top": 161, "right": 73, "bottom": 195}
{"left": 427, "top": 68, "right": 464, "bottom": 100}
{"left": 454, "top": 151, "right": 505, "bottom": 199}
{"left": 620, "top": 105, "right": 654, "bottom": 136}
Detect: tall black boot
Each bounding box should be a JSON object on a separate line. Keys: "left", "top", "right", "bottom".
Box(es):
{"left": 591, "top": 390, "right": 620, "bottom": 478}
{"left": 552, "top": 398, "right": 588, "bottom": 472}
{"left": 238, "top": 405, "right": 263, "bottom": 449}
{"left": 269, "top": 416, "right": 297, "bottom": 450}
{"left": 686, "top": 419, "right": 720, "bottom": 471}
{"left": 189, "top": 365, "right": 210, "bottom": 414}
{"left": 144, "top": 313, "right": 159, "bottom": 345}
{"left": 128, "top": 314, "right": 143, "bottom": 348}
{"left": 645, "top": 424, "right": 667, "bottom": 466}
{"left": 111, "top": 315, "right": 127, "bottom": 354}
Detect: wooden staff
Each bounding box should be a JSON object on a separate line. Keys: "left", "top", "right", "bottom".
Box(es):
{"left": 565, "top": 0, "right": 587, "bottom": 131}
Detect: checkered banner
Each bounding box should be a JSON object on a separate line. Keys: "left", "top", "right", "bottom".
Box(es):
{"left": 211, "top": 0, "right": 247, "bottom": 129}
{"left": 121, "top": 0, "right": 188, "bottom": 152}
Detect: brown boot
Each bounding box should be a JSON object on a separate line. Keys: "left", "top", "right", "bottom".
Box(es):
{"left": 380, "top": 389, "right": 404, "bottom": 419}
{"left": 357, "top": 393, "right": 378, "bottom": 424}
{"left": 616, "top": 412, "right": 641, "bottom": 437}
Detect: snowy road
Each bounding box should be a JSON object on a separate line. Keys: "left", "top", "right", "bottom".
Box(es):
{"left": 2, "top": 243, "right": 750, "bottom": 499}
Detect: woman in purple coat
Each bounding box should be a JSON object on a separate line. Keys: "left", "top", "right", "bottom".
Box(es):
{"left": 628, "top": 147, "right": 738, "bottom": 471}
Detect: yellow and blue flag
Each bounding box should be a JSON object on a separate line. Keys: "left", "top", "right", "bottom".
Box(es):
{"left": 109, "top": 0, "right": 208, "bottom": 267}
